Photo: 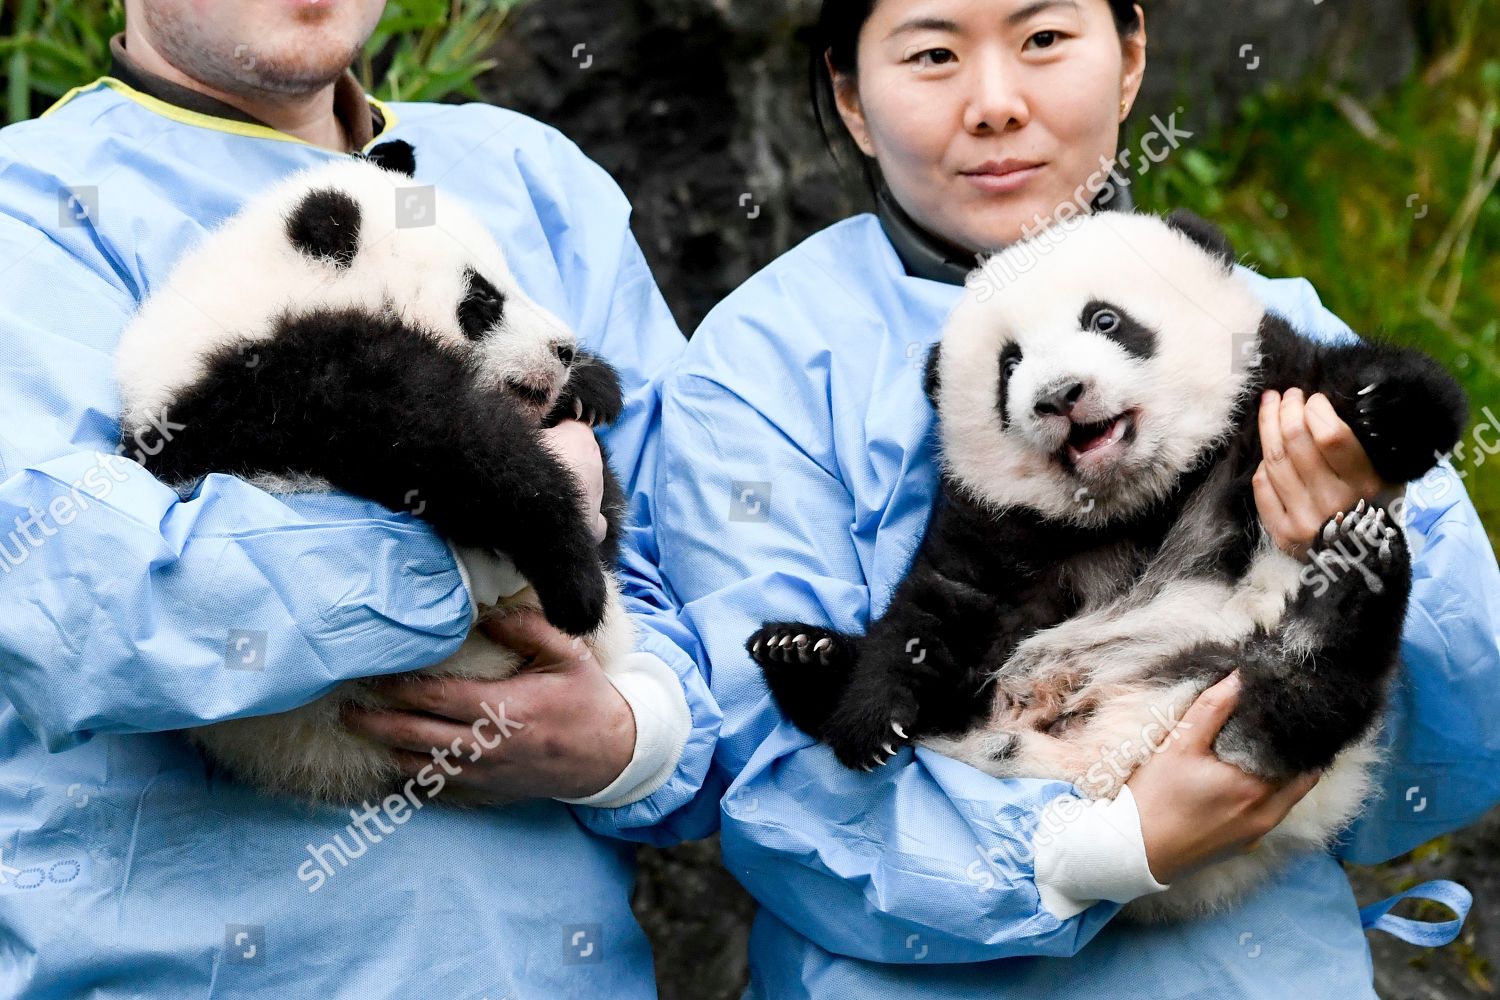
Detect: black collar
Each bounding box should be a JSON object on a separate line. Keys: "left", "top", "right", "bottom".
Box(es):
{"left": 877, "top": 172, "right": 1136, "bottom": 286}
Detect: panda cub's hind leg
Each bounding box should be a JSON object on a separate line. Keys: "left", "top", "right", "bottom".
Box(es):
{"left": 1211, "top": 501, "right": 1411, "bottom": 780}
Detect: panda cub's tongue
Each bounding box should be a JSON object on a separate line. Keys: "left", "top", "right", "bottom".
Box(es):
{"left": 1066, "top": 414, "right": 1129, "bottom": 461}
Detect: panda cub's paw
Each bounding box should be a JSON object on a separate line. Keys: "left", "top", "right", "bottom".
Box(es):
{"left": 1341, "top": 352, "right": 1466, "bottom": 483}
{"left": 823, "top": 681, "right": 919, "bottom": 772}
{"left": 750, "top": 622, "right": 875, "bottom": 748}
{"left": 749, "top": 624, "right": 853, "bottom": 668}
{"left": 544, "top": 352, "right": 624, "bottom": 429}
{"left": 1306, "top": 500, "right": 1409, "bottom": 600}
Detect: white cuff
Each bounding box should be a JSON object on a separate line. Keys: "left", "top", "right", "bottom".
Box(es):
{"left": 446, "top": 541, "right": 530, "bottom": 620}
{"left": 555, "top": 651, "right": 692, "bottom": 809}
{"left": 1033, "top": 785, "right": 1170, "bottom": 920}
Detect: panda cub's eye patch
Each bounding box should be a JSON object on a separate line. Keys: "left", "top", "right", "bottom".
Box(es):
{"left": 1001, "top": 345, "right": 1023, "bottom": 379}
{"left": 458, "top": 268, "right": 506, "bottom": 341}
{"left": 996, "top": 342, "right": 1023, "bottom": 429}
{"left": 1080, "top": 300, "right": 1156, "bottom": 361}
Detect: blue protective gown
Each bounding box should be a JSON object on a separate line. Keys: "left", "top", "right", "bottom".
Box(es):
{"left": 0, "top": 78, "right": 721, "bottom": 997}
{"left": 654, "top": 213, "right": 1500, "bottom": 997}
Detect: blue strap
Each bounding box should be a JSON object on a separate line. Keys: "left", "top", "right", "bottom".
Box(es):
{"left": 1359, "top": 879, "right": 1472, "bottom": 947}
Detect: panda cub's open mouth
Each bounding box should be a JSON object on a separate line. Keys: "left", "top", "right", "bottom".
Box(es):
{"left": 1061, "top": 411, "right": 1135, "bottom": 467}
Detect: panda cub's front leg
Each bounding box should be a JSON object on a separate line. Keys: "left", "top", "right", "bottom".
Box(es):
{"left": 749, "top": 622, "right": 862, "bottom": 741}
{"left": 1211, "top": 501, "right": 1411, "bottom": 779}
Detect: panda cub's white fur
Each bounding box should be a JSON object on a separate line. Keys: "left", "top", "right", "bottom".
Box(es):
{"left": 115, "top": 151, "right": 637, "bottom": 805}
{"left": 117, "top": 156, "right": 575, "bottom": 450}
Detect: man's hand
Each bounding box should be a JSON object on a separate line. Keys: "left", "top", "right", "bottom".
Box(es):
{"left": 1252, "top": 388, "right": 1402, "bottom": 557}
{"left": 542, "top": 419, "right": 608, "bottom": 544}
{"left": 342, "top": 607, "right": 635, "bottom": 802}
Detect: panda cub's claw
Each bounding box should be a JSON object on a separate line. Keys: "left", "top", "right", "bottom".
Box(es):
{"left": 747, "top": 623, "right": 854, "bottom": 671}
{"left": 1307, "top": 501, "right": 1409, "bottom": 596}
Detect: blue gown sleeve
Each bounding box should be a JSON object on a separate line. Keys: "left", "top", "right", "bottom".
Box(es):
{"left": 1248, "top": 274, "right": 1500, "bottom": 861}
{"left": 0, "top": 210, "right": 475, "bottom": 753}
{"left": 654, "top": 354, "right": 1118, "bottom": 963}
{"left": 520, "top": 125, "right": 721, "bottom": 843}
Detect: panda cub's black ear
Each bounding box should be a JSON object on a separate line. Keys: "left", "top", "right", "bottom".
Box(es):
{"left": 286, "top": 188, "right": 362, "bottom": 268}
{"left": 363, "top": 139, "right": 417, "bottom": 178}
{"left": 1164, "top": 209, "right": 1236, "bottom": 271}
{"left": 922, "top": 343, "right": 942, "bottom": 406}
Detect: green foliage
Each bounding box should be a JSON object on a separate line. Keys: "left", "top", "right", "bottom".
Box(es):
{"left": 1, "top": 0, "right": 123, "bottom": 123}
{"left": 358, "top": 0, "right": 524, "bottom": 104}
{"left": 1129, "top": 0, "right": 1500, "bottom": 545}
{"left": 0, "top": 0, "right": 522, "bottom": 125}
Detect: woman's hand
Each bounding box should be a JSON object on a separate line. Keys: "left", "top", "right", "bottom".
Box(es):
{"left": 1127, "top": 672, "right": 1321, "bottom": 885}
{"left": 541, "top": 418, "right": 608, "bottom": 544}
{"left": 342, "top": 607, "right": 635, "bottom": 802}
{"left": 1252, "top": 388, "right": 1401, "bottom": 557}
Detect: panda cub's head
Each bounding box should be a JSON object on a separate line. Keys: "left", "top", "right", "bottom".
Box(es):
{"left": 117, "top": 140, "right": 578, "bottom": 434}
{"left": 926, "top": 210, "right": 1267, "bottom": 525}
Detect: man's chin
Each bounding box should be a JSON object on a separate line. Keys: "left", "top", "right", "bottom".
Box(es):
{"left": 223, "top": 42, "right": 365, "bottom": 95}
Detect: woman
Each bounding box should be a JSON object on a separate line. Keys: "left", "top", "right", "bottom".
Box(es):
{"left": 653, "top": 1, "right": 1500, "bottom": 996}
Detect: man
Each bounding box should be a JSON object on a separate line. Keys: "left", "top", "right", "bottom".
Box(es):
{"left": 0, "top": 1, "right": 719, "bottom": 995}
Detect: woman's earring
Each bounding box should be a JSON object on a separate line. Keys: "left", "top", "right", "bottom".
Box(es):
{"left": 1120, "top": 99, "right": 1129, "bottom": 118}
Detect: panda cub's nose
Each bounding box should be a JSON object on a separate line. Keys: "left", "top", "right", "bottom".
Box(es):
{"left": 554, "top": 343, "right": 575, "bottom": 367}
{"left": 1034, "top": 381, "right": 1086, "bottom": 417}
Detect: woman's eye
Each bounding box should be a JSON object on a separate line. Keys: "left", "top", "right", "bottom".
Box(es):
{"left": 1024, "top": 30, "right": 1063, "bottom": 51}
{"left": 1092, "top": 309, "right": 1120, "bottom": 332}
{"left": 909, "top": 48, "right": 957, "bottom": 67}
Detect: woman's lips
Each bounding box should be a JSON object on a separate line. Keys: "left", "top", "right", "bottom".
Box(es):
{"left": 961, "top": 161, "right": 1045, "bottom": 194}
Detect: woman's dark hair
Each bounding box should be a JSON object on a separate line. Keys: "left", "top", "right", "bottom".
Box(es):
{"left": 809, "top": 1, "right": 1143, "bottom": 180}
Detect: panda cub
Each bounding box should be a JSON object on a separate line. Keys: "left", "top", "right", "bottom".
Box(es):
{"left": 750, "top": 210, "right": 1467, "bottom": 919}
{"left": 115, "top": 141, "right": 636, "bottom": 804}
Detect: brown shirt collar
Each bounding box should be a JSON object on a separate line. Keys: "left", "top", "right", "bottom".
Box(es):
{"left": 107, "top": 33, "right": 383, "bottom": 150}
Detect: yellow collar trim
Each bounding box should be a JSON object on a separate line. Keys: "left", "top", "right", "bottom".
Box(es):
{"left": 41, "top": 76, "right": 400, "bottom": 153}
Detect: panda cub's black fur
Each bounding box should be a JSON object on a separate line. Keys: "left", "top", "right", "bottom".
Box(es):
{"left": 749, "top": 209, "right": 1467, "bottom": 919}
{"left": 114, "top": 140, "right": 638, "bottom": 803}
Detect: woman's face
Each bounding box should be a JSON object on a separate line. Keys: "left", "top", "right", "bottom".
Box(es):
{"left": 833, "top": 0, "right": 1146, "bottom": 253}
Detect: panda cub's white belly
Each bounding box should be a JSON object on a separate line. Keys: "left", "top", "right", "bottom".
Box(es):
{"left": 923, "top": 539, "right": 1384, "bottom": 921}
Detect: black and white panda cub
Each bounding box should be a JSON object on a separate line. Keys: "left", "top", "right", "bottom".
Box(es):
{"left": 749, "top": 210, "right": 1467, "bottom": 919}
{"left": 114, "top": 141, "right": 637, "bottom": 804}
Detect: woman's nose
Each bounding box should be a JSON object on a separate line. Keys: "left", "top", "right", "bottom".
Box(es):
{"left": 962, "top": 56, "right": 1030, "bottom": 133}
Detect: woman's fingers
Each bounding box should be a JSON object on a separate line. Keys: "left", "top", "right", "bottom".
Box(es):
{"left": 1267, "top": 768, "right": 1323, "bottom": 814}
{"left": 1175, "top": 671, "right": 1242, "bottom": 754}
{"left": 1303, "top": 394, "right": 1367, "bottom": 482}
{"left": 1306, "top": 393, "right": 1389, "bottom": 499}
{"left": 1251, "top": 459, "right": 1288, "bottom": 529}
{"left": 1277, "top": 388, "right": 1341, "bottom": 493}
